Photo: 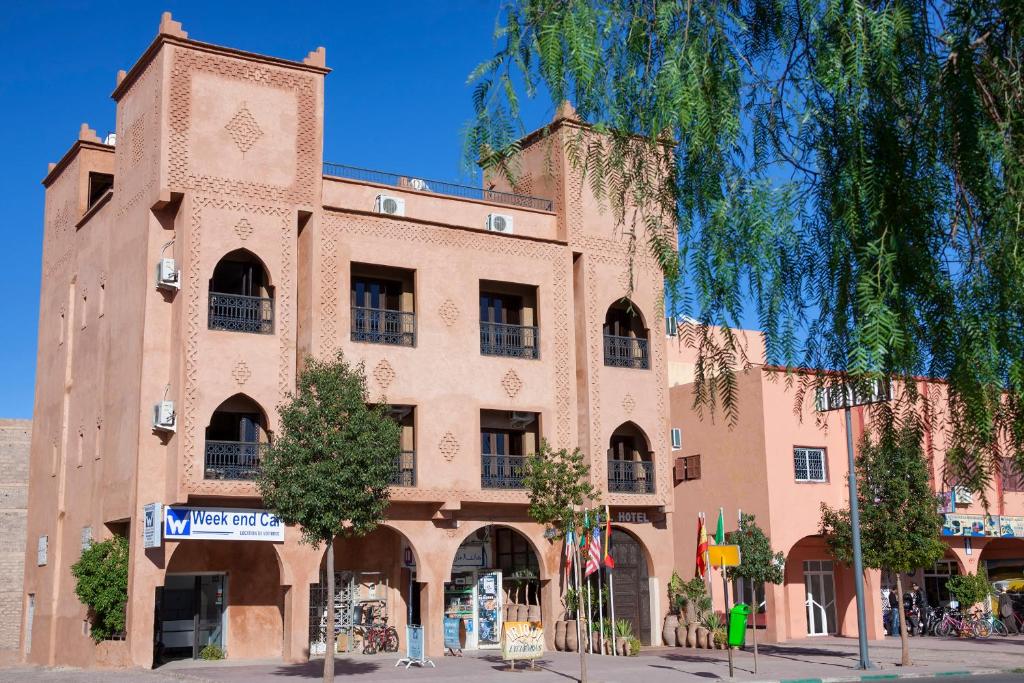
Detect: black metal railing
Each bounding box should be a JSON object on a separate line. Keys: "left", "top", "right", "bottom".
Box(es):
{"left": 351, "top": 307, "right": 416, "bottom": 346}
{"left": 204, "top": 441, "right": 265, "bottom": 481}
{"left": 608, "top": 459, "right": 655, "bottom": 494}
{"left": 209, "top": 292, "right": 274, "bottom": 334}
{"left": 323, "top": 162, "right": 554, "bottom": 212}
{"left": 393, "top": 450, "right": 416, "bottom": 487}
{"left": 480, "top": 322, "right": 539, "bottom": 359}
{"left": 603, "top": 334, "right": 650, "bottom": 369}
{"left": 481, "top": 454, "right": 528, "bottom": 489}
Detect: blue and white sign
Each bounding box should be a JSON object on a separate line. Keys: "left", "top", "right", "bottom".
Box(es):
{"left": 142, "top": 503, "right": 162, "bottom": 549}
{"left": 164, "top": 507, "right": 284, "bottom": 542}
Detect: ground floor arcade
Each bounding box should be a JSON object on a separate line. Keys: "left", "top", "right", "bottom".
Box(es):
{"left": 99, "top": 503, "right": 674, "bottom": 669}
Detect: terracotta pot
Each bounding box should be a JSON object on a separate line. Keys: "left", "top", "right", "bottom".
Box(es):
{"left": 622, "top": 639, "right": 632, "bottom": 656}
{"left": 704, "top": 631, "right": 714, "bottom": 649}
{"left": 554, "top": 621, "right": 566, "bottom": 651}
{"left": 527, "top": 604, "right": 541, "bottom": 622}
{"left": 521, "top": 604, "right": 533, "bottom": 621}
{"left": 685, "top": 623, "right": 697, "bottom": 647}
{"left": 663, "top": 615, "right": 679, "bottom": 646}
{"left": 565, "top": 621, "right": 578, "bottom": 652}
{"left": 695, "top": 627, "right": 708, "bottom": 648}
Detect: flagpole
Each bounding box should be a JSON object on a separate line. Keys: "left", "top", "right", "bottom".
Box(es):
{"left": 585, "top": 565, "right": 594, "bottom": 654}
{"left": 703, "top": 512, "right": 714, "bottom": 608}
{"left": 596, "top": 529, "right": 605, "bottom": 655}
{"left": 606, "top": 504, "right": 616, "bottom": 657}
{"left": 572, "top": 529, "right": 586, "bottom": 682}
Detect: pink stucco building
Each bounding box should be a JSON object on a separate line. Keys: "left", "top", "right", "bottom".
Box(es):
{"left": 667, "top": 341, "right": 1024, "bottom": 643}
{"left": 22, "top": 13, "right": 675, "bottom": 668}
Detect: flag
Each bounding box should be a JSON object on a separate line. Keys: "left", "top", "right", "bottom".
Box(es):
{"left": 603, "top": 505, "right": 615, "bottom": 569}
{"left": 580, "top": 512, "right": 590, "bottom": 549}
{"left": 564, "top": 530, "right": 575, "bottom": 580}
{"left": 714, "top": 508, "right": 725, "bottom": 545}
{"left": 696, "top": 516, "right": 709, "bottom": 578}
{"left": 585, "top": 527, "right": 602, "bottom": 577}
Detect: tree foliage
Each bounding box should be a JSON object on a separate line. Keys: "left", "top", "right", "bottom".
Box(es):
{"left": 257, "top": 351, "right": 401, "bottom": 547}
{"left": 522, "top": 440, "right": 596, "bottom": 532}
{"left": 946, "top": 568, "right": 992, "bottom": 609}
{"left": 466, "top": 0, "right": 1024, "bottom": 495}
{"left": 725, "top": 513, "right": 784, "bottom": 586}
{"left": 71, "top": 536, "right": 128, "bottom": 642}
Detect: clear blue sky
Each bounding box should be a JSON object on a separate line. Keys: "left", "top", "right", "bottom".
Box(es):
{"left": 0, "top": 1, "right": 555, "bottom": 418}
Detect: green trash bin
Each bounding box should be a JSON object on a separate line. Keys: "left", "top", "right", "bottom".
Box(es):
{"left": 728, "top": 603, "right": 751, "bottom": 647}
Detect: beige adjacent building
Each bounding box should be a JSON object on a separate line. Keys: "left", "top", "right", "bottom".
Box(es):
{"left": 23, "top": 13, "right": 675, "bottom": 668}
{"left": 0, "top": 419, "right": 30, "bottom": 665}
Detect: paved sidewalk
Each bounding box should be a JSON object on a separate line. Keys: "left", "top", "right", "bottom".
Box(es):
{"left": 4, "top": 636, "right": 1023, "bottom": 682}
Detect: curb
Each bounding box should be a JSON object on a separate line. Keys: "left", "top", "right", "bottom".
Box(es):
{"left": 771, "top": 670, "right": 1005, "bottom": 683}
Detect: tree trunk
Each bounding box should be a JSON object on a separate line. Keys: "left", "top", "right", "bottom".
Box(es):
{"left": 895, "top": 574, "right": 912, "bottom": 667}
{"left": 752, "top": 579, "right": 759, "bottom": 674}
{"left": 325, "top": 538, "right": 335, "bottom": 683}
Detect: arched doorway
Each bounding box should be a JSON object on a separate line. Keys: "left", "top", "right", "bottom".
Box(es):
{"left": 309, "top": 526, "right": 420, "bottom": 657}
{"left": 158, "top": 540, "right": 282, "bottom": 662}
{"left": 446, "top": 525, "right": 543, "bottom": 650}
{"left": 784, "top": 536, "right": 849, "bottom": 637}
{"left": 609, "top": 527, "right": 651, "bottom": 644}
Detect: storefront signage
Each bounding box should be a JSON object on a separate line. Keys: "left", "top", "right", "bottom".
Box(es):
{"left": 613, "top": 509, "right": 666, "bottom": 524}
{"left": 941, "top": 513, "right": 1024, "bottom": 538}
{"left": 452, "top": 543, "right": 487, "bottom": 570}
{"left": 142, "top": 502, "right": 162, "bottom": 549}
{"left": 397, "top": 625, "right": 434, "bottom": 669}
{"left": 443, "top": 617, "right": 463, "bottom": 652}
{"left": 163, "top": 506, "right": 284, "bottom": 542}
{"left": 501, "top": 621, "right": 544, "bottom": 661}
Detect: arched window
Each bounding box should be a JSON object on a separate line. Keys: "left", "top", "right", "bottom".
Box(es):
{"left": 603, "top": 300, "right": 649, "bottom": 369}
{"left": 204, "top": 394, "right": 269, "bottom": 481}
{"left": 208, "top": 250, "right": 274, "bottom": 334}
{"left": 607, "top": 422, "right": 654, "bottom": 494}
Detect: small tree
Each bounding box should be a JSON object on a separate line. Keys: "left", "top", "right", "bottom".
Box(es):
{"left": 946, "top": 569, "right": 992, "bottom": 612}
{"left": 258, "top": 351, "right": 400, "bottom": 683}
{"left": 820, "top": 421, "right": 946, "bottom": 666}
{"left": 725, "top": 513, "right": 784, "bottom": 671}
{"left": 71, "top": 536, "right": 129, "bottom": 642}
{"left": 522, "top": 440, "right": 594, "bottom": 682}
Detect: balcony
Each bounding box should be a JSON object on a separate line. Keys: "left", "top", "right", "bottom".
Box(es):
{"left": 480, "top": 322, "right": 539, "bottom": 359}
{"left": 394, "top": 450, "right": 416, "bottom": 487}
{"left": 603, "top": 334, "right": 650, "bottom": 369}
{"left": 481, "top": 454, "right": 527, "bottom": 489}
{"left": 608, "top": 459, "right": 655, "bottom": 494}
{"left": 351, "top": 307, "right": 416, "bottom": 346}
{"left": 209, "top": 292, "right": 274, "bottom": 334}
{"left": 204, "top": 440, "right": 264, "bottom": 481}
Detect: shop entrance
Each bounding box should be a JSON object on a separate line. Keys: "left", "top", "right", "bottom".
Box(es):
{"left": 803, "top": 560, "right": 837, "bottom": 636}
{"left": 156, "top": 574, "right": 227, "bottom": 660}
{"left": 609, "top": 528, "right": 650, "bottom": 644}
{"left": 445, "top": 526, "right": 541, "bottom": 650}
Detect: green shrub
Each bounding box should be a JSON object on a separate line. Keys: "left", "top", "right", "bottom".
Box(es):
{"left": 946, "top": 569, "right": 992, "bottom": 609}
{"left": 628, "top": 636, "right": 641, "bottom": 656}
{"left": 70, "top": 536, "right": 128, "bottom": 642}
{"left": 200, "top": 644, "right": 225, "bottom": 660}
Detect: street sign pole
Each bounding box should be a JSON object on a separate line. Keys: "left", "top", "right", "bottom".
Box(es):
{"left": 845, "top": 405, "right": 874, "bottom": 670}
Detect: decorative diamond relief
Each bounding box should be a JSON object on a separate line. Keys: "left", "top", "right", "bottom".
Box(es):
{"left": 438, "top": 299, "right": 459, "bottom": 326}
{"left": 232, "top": 359, "right": 252, "bottom": 385}
{"left": 224, "top": 102, "right": 263, "bottom": 154}
{"left": 234, "top": 218, "right": 253, "bottom": 240}
{"left": 502, "top": 369, "right": 523, "bottom": 398}
{"left": 128, "top": 116, "right": 146, "bottom": 165}
{"left": 438, "top": 432, "right": 459, "bottom": 462}
{"left": 622, "top": 393, "right": 636, "bottom": 414}
{"left": 373, "top": 359, "right": 396, "bottom": 389}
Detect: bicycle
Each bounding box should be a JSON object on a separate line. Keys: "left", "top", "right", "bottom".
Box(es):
{"left": 935, "top": 608, "right": 991, "bottom": 639}
{"left": 360, "top": 621, "right": 399, "bottom": 654}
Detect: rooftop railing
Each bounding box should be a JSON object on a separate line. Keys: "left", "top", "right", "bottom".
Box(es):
{"left": 323, "top": 162, "right": 554, "bottom": 212}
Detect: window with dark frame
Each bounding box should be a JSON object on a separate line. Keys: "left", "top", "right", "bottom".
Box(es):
{"left": 1002, "top": 458, "right": 1024, "bottom": 493}
{"left": 794, "top": 447, "right": 827, "bottom": 482}
{"left": 674, "top": 454, "right": 701, "bottom": 482}
{"left": 87, "top": 172, "right": 113, "bottom": 209}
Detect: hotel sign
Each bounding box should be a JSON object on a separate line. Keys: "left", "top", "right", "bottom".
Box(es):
{"left": 164, "top": 506, "right": 284, "bottom": 542}
{"left": 941, "top": 513, "right": 1024, "bottom": 538}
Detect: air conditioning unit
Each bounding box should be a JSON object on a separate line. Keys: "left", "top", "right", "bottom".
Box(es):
{"left": 156, "top": 258, "right": 180, "bottom": 290}
{"left": 152, "top": 401, "right": 176, "bottom": 432}
{"left": 375, "top": 194, "right": 405, "bottom": 216}
{"left": 510, "top": 411, "right": 535, "bottom": 428}
{"left": 486, "top": 213, "right": 514, "bottom": 234}
{"left": 952, "top": 485, "right": 973, "bottom": 505}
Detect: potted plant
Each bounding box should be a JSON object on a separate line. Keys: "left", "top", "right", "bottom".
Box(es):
{"left": 681, "top": 578, "right": 710, "bottom": 647}
{"left": 664, "top": 571, "right": 684, "bottom": 645}
{"left": 702, "top": 612, "right": 724, "bottom": 649}
{"left": 615, "top": 619, "right": 634, "bottom": 655}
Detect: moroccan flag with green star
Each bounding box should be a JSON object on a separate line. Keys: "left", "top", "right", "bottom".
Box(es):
{"left": 714, "top": 508, "right": 725, "bottom": 545}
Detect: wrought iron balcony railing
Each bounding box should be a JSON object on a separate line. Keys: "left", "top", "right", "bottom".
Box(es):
{"left": 608, "top": 459, "right": 655, "bottom": 494}
{"left": 603, "top": 334, "right": 650, "bottom": 369}
{"left": 480, "top": 322, "right": 539, "bottom": 359}
{"left": 481, "top": 454, "right": 528, "bottom": 489}
{"left": 204, "top": 440, "right": 265, "bottom": 481}
{"left": 209, "top": 292, "right": 274, "bottom": 334}
{"left": 351, "top": 307, "right": 416, "bottom": 346}
{"left": 393, "top": 450, "right": 416, "bottom": 487}
{"left": 322, "top": 162, "right": 554, "bottom": 212}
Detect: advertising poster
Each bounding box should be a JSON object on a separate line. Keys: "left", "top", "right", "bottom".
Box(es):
{"left": 941, "top": 513, "right": 1000, "bottom": 537}
{"left": 501, "top": 621, "right": 544, "bottom": 661}
{"left": 475, "top": 571, "right": 501, "bottom": 648}
{"left": 164, "top": 507, "right": 284, "bottom": 542}
{"left": 998, "top": 516, "right": 1024, "bottom": 538}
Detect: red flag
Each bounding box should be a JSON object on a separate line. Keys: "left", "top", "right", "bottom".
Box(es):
{"left": 696, "top": 516, "right": 709, "bottom": 578}
{"left": 584, "top": 527, "right": 601, "bottom": 577}
{"left": 603, "top": 506, "right": 615, "bottom": 569}
{"left": 564, "top": 530, "right": 575, "bottom": 580}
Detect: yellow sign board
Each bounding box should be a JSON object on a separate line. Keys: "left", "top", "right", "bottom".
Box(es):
{"left": 501, "top": 621, "right": 544, "bottom": 661}
{"left": 708, "top": 544, "right": 741, "bottom": 567}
